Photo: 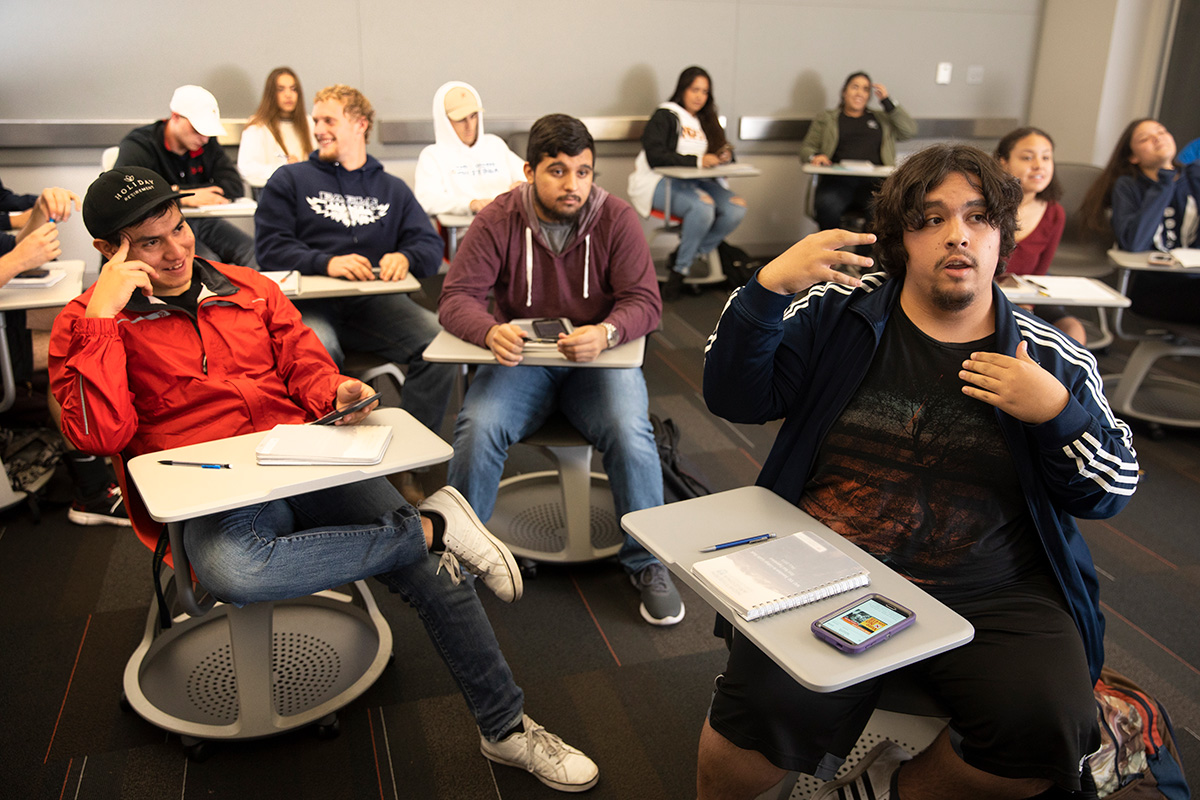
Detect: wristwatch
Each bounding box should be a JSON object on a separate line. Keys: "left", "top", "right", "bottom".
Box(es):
{"left": 600, "top": 322, "right": 619, "bottom": 349}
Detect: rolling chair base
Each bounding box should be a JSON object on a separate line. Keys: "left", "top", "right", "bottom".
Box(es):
{"left": 491, "top": 471, "right": 623, "bottom": 562}
{"left": 1104, "top": 338, "right": 1200, "bottom": 429}
{"left": 123, "top": 577, "right": 392, "bottom": 743}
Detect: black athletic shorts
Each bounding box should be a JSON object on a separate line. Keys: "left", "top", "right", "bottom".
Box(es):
{"left": 707, "top": 574, "right": 1100, "bottom": 789}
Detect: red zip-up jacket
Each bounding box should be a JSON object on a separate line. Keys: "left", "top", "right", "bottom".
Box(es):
{"left": 49, "top": 260, "right": 348, "bottom": 546}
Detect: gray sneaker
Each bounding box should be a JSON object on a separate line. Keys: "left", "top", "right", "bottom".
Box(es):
{"left": 631, "top": 563, "right": 685, "bottom": 625}
{"left": 480, "top": 714, "right": 599, "bottom": 792}
{"left": 421, "top": 486, "right": 523, "bottom": 603}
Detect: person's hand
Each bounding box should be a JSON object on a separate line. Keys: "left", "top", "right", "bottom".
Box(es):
{"left": 34, "top": 187, "right": 81, "bottom": 224}
{"left": 717, "top": 148, "right": 734, "bottom": 164}
{"left": 469, "top": 198, "right": 492, "bottom": 213}
{"left": 701, "top": 153, "right": 721, "bottom": 168}
{"left": 485, "top": 322, "right": 527, "bottom": 366}
{"left": 84, "top": 238, "right": 156, "bottom": 318}
{"left": 5, "top": 222, "right": 60, "bottom": 274}
{"left": 755, "top": 229, "right": 874, "bottom": 295}
{"left": 7, "top": 209, "right": 31, "bottom": 230}
{"left": 179, "top": 186, "right": 228, "bottom": 207}
{"left": 873, "top": 83, "right": 889, "bottom": 101}
{"left": 378, "top": 252, "right": 410, "bottom": 281}
{"left": 327, "top": 253, "right": 375, "bottom": 281}
{"left": 557, "top": 324, "right": 608, "bottom": 363}
{"left": 959, "top": 341, "right": 1070, "bottom": 424}
{"left": 810, "top": 154, "right": 833, "bottom": 167}
{"left": 332, "top": 379, "right": 379, "bottom": 425}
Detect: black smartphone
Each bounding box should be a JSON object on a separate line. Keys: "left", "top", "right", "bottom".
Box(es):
{"left": 311, "top": 393, "right": 379, "bottom": 425}
{"left": 19, "top": 268, "right": 50, "bottom": 279}
{"left": 532, "top": 318, "right": 571, "bottom": 339}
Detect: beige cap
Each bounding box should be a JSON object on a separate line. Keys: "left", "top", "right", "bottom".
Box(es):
{"left": 170, "top": 85, "right": 226, "bottom": 137}
{"left": 443, "top": 87, "right": 482, "bottom": 122}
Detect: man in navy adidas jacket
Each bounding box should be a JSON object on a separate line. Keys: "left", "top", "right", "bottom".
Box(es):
{"left": 698, "top": 144, "right": 1139, "bottom": 800}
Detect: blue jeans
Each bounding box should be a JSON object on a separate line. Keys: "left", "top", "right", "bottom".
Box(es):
{"left": 190, "top": 217, "right": 258, "bottom": 268}
{"left": 183, "top": 477, "right": 525, "bottom": 741}
{"left": 653, "top": 178, "right": 746, "bottom": 275}
{"left": 447, "top": 364, "right": 663, "bottom": 574}
{"left": 297, "top": 293, "right": 455, "bottom": 433}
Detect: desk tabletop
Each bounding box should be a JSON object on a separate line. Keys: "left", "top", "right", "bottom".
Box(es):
{"left": 182, "top": 198, "right": 258, "bottom": 218}
{"left": 292, "top": 273, "right": 420, "bottom": 299}
{"left": 802, "top": 163, "right": 894, "bottom": 178}
{"left": 423, "top": 329, "right": 646, "bottom": 368}
{"left": 653, "top": 164, "right": 761, "bottom": 180}
{"left": 127, "top": 408, "right": 453, "bottom": 523}
{"left": 436, "top": 213, "right": 475, "bottom": 229}
{"left": 1107, "top": 248, "right": 1200, "bottom": 272}
{"left": 0, "top": 260, "right": 86, "bottom": 312}
{"left": 999, "top": 274, "right": 1130, "bottom": 308}
{"left": 622, "top": 486, "right": 974, "bottom": 692}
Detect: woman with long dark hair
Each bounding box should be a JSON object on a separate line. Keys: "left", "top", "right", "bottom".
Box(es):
{"left": 628, "top": 66, "right": 746, "bottom": 299}
{"left": 994, "top": 126, "right": 1086, "bottom": 343}
{"left": 799, "top": 71, "right": 915, "bottom": 232}
{"left": 1081, "top": 118, "right": 1200, "bottom": 323}
{"left": 238, "top": 67, "right": 315, "bottom": 189}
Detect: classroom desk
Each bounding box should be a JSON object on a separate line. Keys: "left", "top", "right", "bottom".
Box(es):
{"left": 1103, "top": 249, "right": 1200, "bottom": 429}
{"left": 997, "top": 274, "right": 1130, "bottom": 307}
{"left": 0, "top": 260, "right": 86, "bottom": 509}
{"left": 621, "top": 486, "right": 974, "bottom": 693}
{"left": 652, "top": 163, "right": 761, "bottom": 229}
{"left": 181, "top": 198, "right": 258, "bottom": 218}
{"left": 423, "top": 329, "right": 646, "bottom": 369}
{"left": 287, "top": 272, "right": 420, "bottom": 300}
{"left": 800, "top": 162, "right": 894, "bottom": 222}
{"left": 127, "top": 408, "right": 451, "bottom": 524}
{"left": 436, "top": 213, "right": 475, "bottom": 261}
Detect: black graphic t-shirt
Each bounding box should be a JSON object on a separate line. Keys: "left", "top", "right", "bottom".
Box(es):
{"left": 799, "top": 307, "right": 1049, "bottom": 601}
{"left": 832, "top": 113, "right": 884, "bottom": 164}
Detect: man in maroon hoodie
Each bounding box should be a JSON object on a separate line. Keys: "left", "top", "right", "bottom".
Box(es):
{"left": 439, "top": 114, "right": 683, "bottom": 625}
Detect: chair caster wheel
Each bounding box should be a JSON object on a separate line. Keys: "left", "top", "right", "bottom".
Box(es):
{"left": 315, "top": 715, "right": 341, "bottom": 740}
{"left": 184, "top": 739, "right": 217, "bottom": 763}
{"left": 518, "top": 558, "right": 538, "bottom": 579}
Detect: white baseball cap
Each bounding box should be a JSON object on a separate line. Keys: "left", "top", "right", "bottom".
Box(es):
{"left": 169, "top": 85, "right": 226, "bottom": 137}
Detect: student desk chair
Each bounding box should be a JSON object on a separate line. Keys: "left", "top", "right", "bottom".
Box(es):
{"left": 121, "top": 408, "right": 452, "bottom": 760}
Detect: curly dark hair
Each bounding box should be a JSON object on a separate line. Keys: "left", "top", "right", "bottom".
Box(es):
{"left": 871, "top": 143, "right": 1022, "bottom": 280}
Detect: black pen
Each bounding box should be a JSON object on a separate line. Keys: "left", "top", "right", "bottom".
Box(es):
{"left": 158, "top": 460, "right": 230, "bottom": 469}
{"left": 700, "top": 532, "right": 776, "bottom": 553}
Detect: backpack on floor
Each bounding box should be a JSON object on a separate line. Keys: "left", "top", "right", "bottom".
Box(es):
{"left": 1088, "top": 667, "right": 1190, "bottom": 799}
{"left": 718, "top": 241, "right": 765, "bottom": 289}
{"left": 649, "top": 414, "right": 712, "bottom": 503}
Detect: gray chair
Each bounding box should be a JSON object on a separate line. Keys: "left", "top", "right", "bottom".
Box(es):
{"left": 1048, "top": 162, "right": 1115, "bottom": 348}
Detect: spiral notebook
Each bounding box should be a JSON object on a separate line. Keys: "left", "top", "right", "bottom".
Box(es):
{"left": 691, "top": 531, "right": 870, "bottom": 621}
{"left": 255, "top": 423, "right": 393, "bottom": 466}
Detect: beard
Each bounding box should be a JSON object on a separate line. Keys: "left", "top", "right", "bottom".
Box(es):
{"left": 930, "top": 284, "right": 977, "bottom": 312}
{"left": 533, "top": 185, "right": 584, "bottom": 223}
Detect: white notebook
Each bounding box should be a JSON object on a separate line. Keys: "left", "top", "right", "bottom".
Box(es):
{"left": 692, "top": 531, "right": 870, "bottom": 621}
{"left": 255, "top": 423, "right": 393, "bottom": 466}
{"left": 1169, "top": 248, "right": 1200, "bottom": 268}
{"left": 262, "top": 270, "right": 300, "bottom": 296}
{"left": 8, "top": 268, "right": 66, "bottom": 288}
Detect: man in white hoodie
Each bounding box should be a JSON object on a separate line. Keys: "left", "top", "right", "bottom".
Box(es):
{"left": 414, "top": 82, "right": 527, "bottom": 217}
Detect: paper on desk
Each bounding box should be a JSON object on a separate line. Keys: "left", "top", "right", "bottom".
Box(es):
{"left": 7, "top": 269, "right": 66, "bottom": 288}
{"left": 1169, "top": 248, "right": 1200, "bottom": 268}
{"left": 1030, "top": 276, "right": 1121, "bottom": 303}
{"left": 262, "top": 270, "right": 300, "bottom": 296}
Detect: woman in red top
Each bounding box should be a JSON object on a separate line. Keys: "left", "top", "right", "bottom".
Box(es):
{"left": 995, "top": 127, "right": 1086, "bottom": 344}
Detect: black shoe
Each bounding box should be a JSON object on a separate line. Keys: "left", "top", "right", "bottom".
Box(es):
{"left": 69, "top": 482, "right": 132, "bottom": 527}
{"left": 662, "top": 270, "right": 685, "bottom": 301}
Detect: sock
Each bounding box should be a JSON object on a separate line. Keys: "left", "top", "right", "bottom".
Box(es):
{"left": 421, "top": 511, "right": 446, "bottom": 551}
{"left": 63, "top": 452, "right": 112, "bottom": 499}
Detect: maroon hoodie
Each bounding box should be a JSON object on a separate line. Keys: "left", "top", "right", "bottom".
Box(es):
{"left": 438, "top": 182, "right": 662, "bottom": 347}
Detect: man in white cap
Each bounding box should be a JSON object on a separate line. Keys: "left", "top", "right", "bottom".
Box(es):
{"left": 116, "top": 85, "right": 256, "bottom": 267}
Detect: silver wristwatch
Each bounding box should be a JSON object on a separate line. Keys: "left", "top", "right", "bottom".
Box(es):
{"left": 600, "top": 322, "right": 619, "bottom": 349}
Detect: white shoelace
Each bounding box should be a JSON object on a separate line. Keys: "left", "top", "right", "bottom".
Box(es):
{"left": 436, "top": 551, "right": 465, "bottom": 586}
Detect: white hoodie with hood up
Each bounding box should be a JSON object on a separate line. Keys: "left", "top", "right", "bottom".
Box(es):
{"left": 414, "top": 81, "right": 528, "bottom": 217}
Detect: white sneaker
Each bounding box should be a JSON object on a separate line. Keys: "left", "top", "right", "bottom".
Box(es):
{"left": 480, "top": 714, "right": 599, "bottom": 793}
{"left": 810, "top": 741, "right": 912, "bottom": 800}
{"left": 421, "top": 486, "right": 523, "bottom": 603}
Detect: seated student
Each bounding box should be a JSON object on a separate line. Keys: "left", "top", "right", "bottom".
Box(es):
{"left": 255, "top": 84, "right": 456, "bottom": 460}
{"left": 1081, "top": 118, "right": 1200, "bottom": 324}
{"left": 47, "top": 167, "right": 599, "bottom": 794}
{"left": 627, "top": 66, "right": 746, "bottom": 300}
{"left": 116, "top": 85, "right": 256, "bottom": 268}
{"left": 700, "top": 144, "right": 1138, "bottom": 800}
{"left": 799, "top": 71, "right": 915, "bottom": 232}
{"left": 238, "top": 67, "right": 316, "bottom": 190}
{"left": 994, "top": 126, "right": 1087, "bottom": 344}
{"left": 0, "top": 177, "right": 38, "bottom": 233}
{"left": 414, "top": 81, "right": 526, "bottom": 216}
{"left": 439, "top": 114, "right": 685, "bottom": 626}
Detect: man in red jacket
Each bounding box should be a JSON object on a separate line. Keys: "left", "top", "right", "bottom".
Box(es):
{"left": 47, "top": 167, "right": 599, "bottom": 793}
{"left": 439, "top": 114, "right": 684, "bottom": 626}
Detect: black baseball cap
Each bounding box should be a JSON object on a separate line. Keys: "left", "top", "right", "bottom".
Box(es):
{"left": 83, "top": 167, "right": 192, "bottom": 239}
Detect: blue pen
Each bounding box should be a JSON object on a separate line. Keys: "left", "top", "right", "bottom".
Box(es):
{"left": 700, "top": 532, "right": 776, "bottom": 553}
{"left": 158, "top": 460, "right": 230, "bottom": 469}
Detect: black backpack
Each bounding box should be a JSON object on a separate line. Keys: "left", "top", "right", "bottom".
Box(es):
{"left": 718, "top": 241, "right": 765, "bottom": 289}
{"left": 650, "top": 414, "right": 712, "bottom": 503}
